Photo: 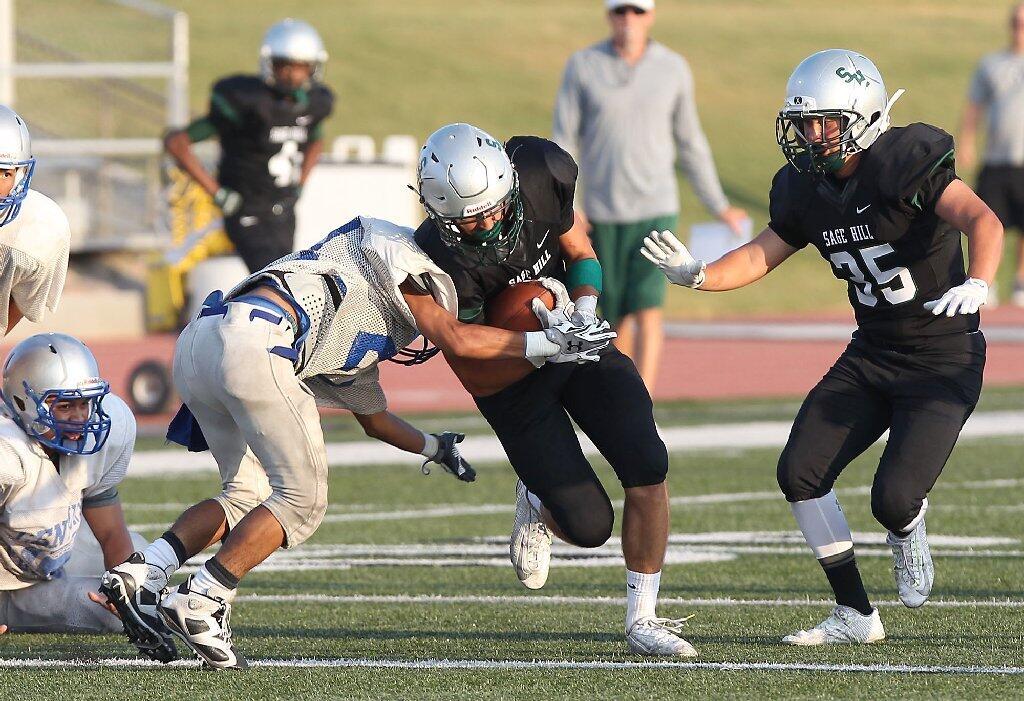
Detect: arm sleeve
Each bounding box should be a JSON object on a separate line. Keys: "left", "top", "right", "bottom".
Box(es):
{"left": 673, "top": 58, "right": 730, "bottom": 216}
{"left": 3, "top": 199, "right": 71, "bottom": 327}
{"left": 305, "top": 367, "right": 388, "bottom": 415}
{"left": 552, "top": 56, "right": 582, "bottom": 166}
{"left": 967, "top": 61, "right": 991, "bottom": 106}
{"left": 767, "top": 167, "right": 807, "bottom": 250}
{"left": 184, "top": 116, "right": 218, "bottom": 143}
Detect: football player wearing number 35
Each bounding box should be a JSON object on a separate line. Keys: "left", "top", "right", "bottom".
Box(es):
{"left": 164, "top": 19, "right": 334, "bottom": 272}
{"left": 643, "top": 49, "right": 1003, "bottom": 646}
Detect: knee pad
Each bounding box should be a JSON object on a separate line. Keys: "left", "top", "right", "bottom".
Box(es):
{"left": 871, "top": 482, "right": 926, "bottom": 534}
{"left": 545, "top": 482, "right": 614, "bottom": 549}
{"left": 263, "top": 480, "right": 328, "bottom": 548}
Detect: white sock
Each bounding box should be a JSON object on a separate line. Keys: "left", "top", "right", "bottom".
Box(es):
{"left": 527, "top": 490, "right": 543, "bottom": 513}
{"left": 189, "top": 563, "right": 237, "bottom": 603}
{"left": 141, "top": 538, "right": 179, "bottom": 592}
{"left": 625, "top": 569, "right": 661, "bottom": 633}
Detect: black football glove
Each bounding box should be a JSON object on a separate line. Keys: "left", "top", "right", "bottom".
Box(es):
{"left": 420, "top": 431, "right": 476, "bottom": 482}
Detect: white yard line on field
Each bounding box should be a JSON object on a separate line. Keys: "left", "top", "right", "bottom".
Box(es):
{"left": 232, "top": 593, "right": 1024, "bottom": 609}
{"left": 0, "top": 656, "right": 1022, "bottom": 675}
{"left": 126, "top": 410, "right": 1024, "bottom": 476}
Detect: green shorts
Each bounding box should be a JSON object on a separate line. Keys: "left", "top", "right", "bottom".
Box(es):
{"left": 590, "top": 214, "right": 677, "bottom": 327}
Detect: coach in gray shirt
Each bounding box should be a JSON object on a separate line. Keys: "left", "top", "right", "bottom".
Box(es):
{"left": 553, "top": 0, "right": 745, "bottom": 390}
{"left": 960, "top": 2, "right": 1024, "bottom": 307}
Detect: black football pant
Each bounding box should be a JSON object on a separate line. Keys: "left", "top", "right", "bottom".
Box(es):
{"left": 224, "top": 200, "right": 297, "bottom": 273}
{"left": 474, "top": 349, "right": 669, "bottom": 548}
{"left": 777, "top": 331, "right": 986, "bottom": 533}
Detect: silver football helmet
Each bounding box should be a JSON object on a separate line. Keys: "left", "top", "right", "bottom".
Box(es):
{"left": 259, "top": 19, "right": 328, "bottom": 87}
{"left": 0, "top": 104, "right": 35, "bottom": 227}
{"left": 1, "top": 334, "right": 111, "bottom": 455}
{"left": 416, "top": 123, "right": 524, "bottom": 263}
{"left": 776, "top": 49, "right": 905, "bottom": 174}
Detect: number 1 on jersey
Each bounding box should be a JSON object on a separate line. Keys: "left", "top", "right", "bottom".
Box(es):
{"left": 828, "top": 243, "right": 917, "bottom": 308}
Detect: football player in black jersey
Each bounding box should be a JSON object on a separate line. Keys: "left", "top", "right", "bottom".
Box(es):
{"left": 644, "top": 50, "right": 1003, "bottom": 645}
{"left": 412, "top": 123, "right": 696, "bottom": 657}
{"left": 164, "top": 19, "right": 335, "bottom": 272}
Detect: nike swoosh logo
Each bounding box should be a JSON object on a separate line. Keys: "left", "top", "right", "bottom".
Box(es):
{"left": 537, "top": 230, "right": 549, "bottom": 248}
{"left": 856, "top": 205, "right": 871, "bottom": 214}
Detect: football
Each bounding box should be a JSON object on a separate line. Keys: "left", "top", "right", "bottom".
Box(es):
{"left": 485, "top": 280, "right": 556, "bottom": 332}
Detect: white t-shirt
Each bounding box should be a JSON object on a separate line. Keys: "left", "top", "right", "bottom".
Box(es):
{"left": 0, "top": 189, "right": 71, "bottom": 332}
{"left": 0, "top": 393, "right": 134, "bottom": 590}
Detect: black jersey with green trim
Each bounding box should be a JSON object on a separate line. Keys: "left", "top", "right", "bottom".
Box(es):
{"left": 414, "top": 136, "right": 577, "bottom": 323}
{"left": 207, "top": 74, "right": 334, "bottom": 201}
{"left": 768, "top": 122, "right": 975, "bottom": 342}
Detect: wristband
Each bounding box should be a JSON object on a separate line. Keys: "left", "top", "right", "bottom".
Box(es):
{"left": 566, "top": 258, "right": 603, "bottom": 294}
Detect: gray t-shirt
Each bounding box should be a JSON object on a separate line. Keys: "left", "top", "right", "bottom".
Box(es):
{"left": 968, "top": 50, "right": 1024, "bottom": 166}
{"left": 552, "top": 39, "right": 729, "bottom": 223}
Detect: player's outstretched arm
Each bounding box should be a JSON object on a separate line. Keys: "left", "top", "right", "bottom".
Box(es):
{"left": 354, "top": 410, "right": 476, "bottom": 482}
{"left": 641, "top": 227, "right": 798, "bottom": 291}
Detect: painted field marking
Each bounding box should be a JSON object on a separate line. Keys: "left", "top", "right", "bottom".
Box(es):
{"left": 1, "top": 656, "right": 1022, "bottom": 675}
{"left": 232, "top": 593, "right": 1024, "bottom": 609}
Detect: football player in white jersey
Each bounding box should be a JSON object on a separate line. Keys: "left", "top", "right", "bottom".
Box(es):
{"left": 99, "top": 215, "right": 614, "bottom": 669}
{"left": 0, "top": 334, "right": 149, "bottom": 639}
{"left": 0, "top": 105, "right": 71, "bottom": 337}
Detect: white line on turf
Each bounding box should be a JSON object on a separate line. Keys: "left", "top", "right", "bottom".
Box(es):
{"left": 232, "top": 593, "right": 1024, "bottom": 609}
{"left": 123, "top": 477, "right": 1024, "bottom": 523}
{"left": 126, "top": 410, "right": 1024, "bottom": 476}
{"left": 0, "top": 657, "right": 1021, "bottom": 675}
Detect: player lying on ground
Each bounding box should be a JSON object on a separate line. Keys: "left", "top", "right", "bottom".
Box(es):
{"left": 163, "top": 18, "right": 333, "bottom": 272}
{"left": 0, "top": 335, "right": 145, "bottom": 637}
{"left": 643, "top": 49, "right": 1003, "bottom": 645}
{"left": 0, "top": 105, "right": 71, "bottom": 337}
{"left": 98, "top": 215, "right": 613, "bottom": 669}
{"left": 413, "top": 123, "right": 696, "bottom": 657}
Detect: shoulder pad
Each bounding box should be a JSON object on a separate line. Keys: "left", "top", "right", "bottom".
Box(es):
{"left": 212, "top": 74, "right": 265, "bottom": 109}
{"left": 507, "top": 136, "right": 578, "bottom": 186}
{"left": 868, "top": 123, "right": 955, "bottom": 202}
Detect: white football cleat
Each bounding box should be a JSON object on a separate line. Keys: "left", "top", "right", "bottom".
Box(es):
{"left": 782, "top": 605, "right": 885, "bottom": 645}
{"left": 510, "top": 480, "right": 551, "bottom": 590}
{"left": 158, "top": 577, "right": 247, "bottom": 670}
{"left": 887, "top": 518, "right": 934, "bottom": 608}
{"left": 627, "top": 617, "right": 698, "bottom": 657}
{"left": 99, "top": 552, "right": 179, "bottom": 663}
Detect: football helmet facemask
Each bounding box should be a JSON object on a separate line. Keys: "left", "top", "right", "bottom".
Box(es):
{"left": 0, "top": 105, "right": 35, "bottom": 228}
{"left": 417, "top": 123, "right": 525, "bottom": 264}
{"left": 1, "top": 334, "right": 112, "bottom": 455}
{"left": 776, "top": 49, "right": 904, "bottom": 175}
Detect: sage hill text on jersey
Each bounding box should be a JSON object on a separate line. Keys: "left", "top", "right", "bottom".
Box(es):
{"left": 768, "top": 123, "right": 975, "bottom": 342}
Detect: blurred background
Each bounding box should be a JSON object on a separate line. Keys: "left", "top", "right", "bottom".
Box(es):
{"left": 2, "top": 0, "right": 1023, "bottom": 416}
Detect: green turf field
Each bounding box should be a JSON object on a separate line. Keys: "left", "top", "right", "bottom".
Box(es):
{"left": 2, "top": 391, "right": 1022, "bottom": 699}
{"left": 13, "top": 0, "right": 1024, "bottom": 317}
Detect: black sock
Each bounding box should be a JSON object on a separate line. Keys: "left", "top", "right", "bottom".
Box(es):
{"left": 161, "top": 530, "right": 190, "bottom": 565}
{"left": 205, "top": 556, "right": 240, "bottom": 591}
{"left": 819, "top": 551, "right": 872, "bottom": 616}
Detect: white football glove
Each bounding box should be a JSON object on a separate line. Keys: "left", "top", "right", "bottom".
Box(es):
{"left": 570, "top": 294, "right": 599, "bottom": 326}
{"left": 923, "top": 278, "right": 988, "bottom": 317}
{"left": 535, "top": 277, "right": 572, "bottom": 308}
{"left": 542, "top": 317, "right": 617, "bottom": 364}
{"left": 213, "top": 187, "right": 243, "bottom": 217}
{"left": 531, "top": 296, "right": 575, "bottom": 329}
{"left": 640, "top": 229, "right": 707, "bottom": 288}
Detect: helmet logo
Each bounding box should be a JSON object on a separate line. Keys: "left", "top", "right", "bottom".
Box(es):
{"left": 835, "top": 67, "right": 871, "bottom": 87}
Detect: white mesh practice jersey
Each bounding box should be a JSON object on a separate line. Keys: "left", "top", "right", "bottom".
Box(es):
{"left": 0, "top": 190, "right": 71, "bottom": 332}
{"left": 0, "top": 394, "right": 134, "bottom": 590}
{"left": 227, "top": 216, "right": 458, "bottom": 415}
